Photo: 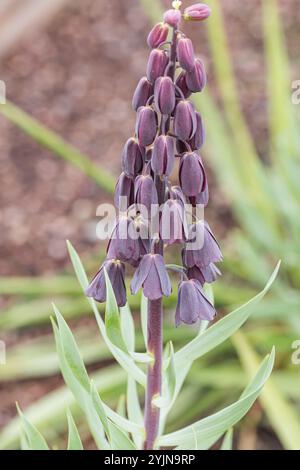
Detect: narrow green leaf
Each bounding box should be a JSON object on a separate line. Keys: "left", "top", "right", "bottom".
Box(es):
{"left": 232, "top": 331, "right": 300, "bottom": 450}
{"left": 107, "top": 422, "right": 136, "bottom": 451}
{"left": 175, "top": 262, "right": 280, "bottom": 368}
{"left": 127, "top": 377, "right": 144, "bottom": 449}
{"left": 159, "top": 348, "right": 275, "bottom": 448}
{"left": 67, "top": 409, "right": 84, "bottom": 450}
{"left": 221, "top": 429, "right": 233, "bottom": 450}
{"left": 17, "top": 405, "right": 49, "bottom": 451}
{"left": 120, "top": 304, "right": 135, "bottom": 352}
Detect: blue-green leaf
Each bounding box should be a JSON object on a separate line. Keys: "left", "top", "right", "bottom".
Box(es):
{"left": 17, "top": 405, "right": 49, "bottom": 451}
{"left": 67, "top": 409, "right": 83, "bottom": 450}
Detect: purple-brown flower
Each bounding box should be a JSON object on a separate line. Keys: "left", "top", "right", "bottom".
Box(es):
{"left": 107, "top": 216, "right": 141, "bottom": 266}
{"left": 187, "top": 263, "right": 221, "bottom": 285}
{"left": 183, "top": 3, "right": 211, "bottom": 22}
{"left": 183, "top": 221, "right": 223, "bottom": 269}
{"left": 131, "top": 254, "right": 172, "bottom": 300}
{"left": 175, "top": 279, "right": 216, "bottom": 326}
{"left": 174, "top": 100, "right": 197, "bottom": 142}
{"left": 177, "top": 37, "right": 195, "bottom": 72}
{"left": 122, "top": 137, "right": 144, "bottom": 178}
{"left": 186, "top": 59, "right": 207, "bottom": 93}
{"left": 135, "top": 106, "right": 158, "bottom": 147}
{"left": 147, "top": 22, "right": 169, "bottom": 49}
{"left": 134, "top": 175, "right": 158, "bottom": 214}
{"left": 175, "top": 72, "right": 192, "bottom": 99}
{"left": 132, "top": 77, "right": 153, "bottom": 112}
{"left": 146, "top": 49, "right": 168, "bottom": 83}
{"left": 160, "top": 199, "right": 187, "bottom": 246}
{"left": 179, "top": 152, "right": 206, "bottom": 197}
{"left": 86, "top": 259, "right": 127, "bottom": 307}
{"left": 151, "top": 135, "right": 175, "bottom": 177}
{"left": 154, "top": 76, "right": 176, "bottom": 115}
{"left": 114, "top": 172, "right": 135, "bottom": 210}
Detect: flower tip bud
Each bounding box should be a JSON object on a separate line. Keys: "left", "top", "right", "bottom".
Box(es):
{"left": 163, "top": 9, "right": 182, "bottom": 27}
{"left": 183, "top": 3, "right": 211, "bottom": 22}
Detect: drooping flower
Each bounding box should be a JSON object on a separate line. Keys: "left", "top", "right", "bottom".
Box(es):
{"left": 134, "top": 174, "right": 158, "bottom": 215}
{"left": 183, "top": 221, "right": 223, "bottom": 269}
{"left": 187, "top": 263, "right": 221, "bottom": 285}
{"left": 179, "top": 152, "right": 206, "bottom": 197}
{"left": 122, "top": 137, "right": 144, "bottom": 177}
{"left": 175, "top": 279, "right": 216, "bottom": 326}
{"left": 132, "top": 77, "right": 153, "bottom": 112}
{"left": 177, "top": 37, "right": 195, "bottom": 72}
{"left": 135, "top": 106, "right": 158, "bottom": 147}
{"left": 146, "top": 49, "right": 169, "bottom": 83}
{"left": 186, "top": 59, "right": 207, "bottom": 93}
{"left": 107, "top": 216, "right": 141, "bottom": 266}
{"left": 151, "top": 135, "right": 175, "bottom": 177}
{"left": 174, "top": 100, "right": 197, "bottom": 142}
{"left": 175, "top": 72, "right": 192, "bottom": 99}
{"left": 154, "top": 76, "right": 176, "bottom": 115}
{"left": 160, "top": 199, "right": 187, "bottom": 246}
{"left": 147, "top": 22, "right": 169, "bottom": 49}
{"left": 114, "top": 172, "right": 135, "bottom": 210}
{"left": 131, "top": 254, "right": 172, "bottom": 300}
{"left": 86, "top": 259, "right": 127, "bottom": 307}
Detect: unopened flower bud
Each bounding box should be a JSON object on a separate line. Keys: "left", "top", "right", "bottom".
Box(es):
{"left": 132, "top": 77, "right": 153, "bottom": 112}
{"left": 122, "top": 137, "right": 144, "bottom": 178}
{"left": 175, "top": 72, "right": 192, "bottom": 99}
{"left": 179, "top": 152, "right": 206, "bottom": 197}
{"left": 154, "top": 76, "right": 176, "bottom": 115}
{"left": 177, "top": 37, "right": 195, "bottom": 72}
{"left": 174, "top": 100, "right": 197, "bottom": 142}
{"left": 134, "top": 174, "right": 158, "bottom": 214}
{"left": 147, "top": 22, "right": 169, "bottom": 49}
{"left": 186, "top": 59, "right": 206, "bottom": 93}
{"left": 151, "top": 135, "right": 175, "bottom": 177}
{"left": 114, "top": 172, "right": 135, "bottom": 210}
{"left": 147, "top": 49, "right": 168, "bottom": 83}
{"left": 135, "top": 106, "right": 158, "bottom": 147}
{"left": 163, "top": 9, "right": 182, "bottom": 27}
{"left": 184, "top": 3, "right": 211, "bottom": 22}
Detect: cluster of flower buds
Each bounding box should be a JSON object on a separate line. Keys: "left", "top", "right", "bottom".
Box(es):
{"left": 86, "top": 3, "right": 222, "bottom": 326}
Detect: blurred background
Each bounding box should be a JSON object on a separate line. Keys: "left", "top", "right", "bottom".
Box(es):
{"left": 0, "top": 0, "right": 300, "bottom": 450}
